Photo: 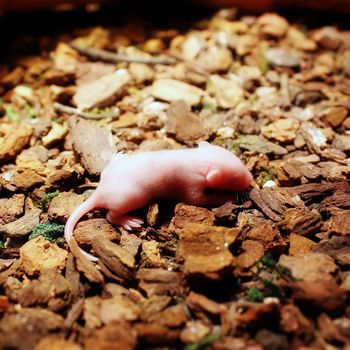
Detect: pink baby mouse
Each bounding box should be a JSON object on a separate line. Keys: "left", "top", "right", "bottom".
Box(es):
{"left": 64, "top": 141, "right": 252, "bottom": 261}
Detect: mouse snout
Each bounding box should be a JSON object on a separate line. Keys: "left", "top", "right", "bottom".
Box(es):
{"left": 228, "top": 161, "right": 253, "bottom": 191}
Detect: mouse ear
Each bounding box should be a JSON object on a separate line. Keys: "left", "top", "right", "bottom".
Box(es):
{"left": 198, "top": 141, "right": 212, "bottom": 148}
{"left": 206, "top": 168, "right": 220, "bottom": 183}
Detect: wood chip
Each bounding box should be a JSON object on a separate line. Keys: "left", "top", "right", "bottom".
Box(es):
{"left": 73, "top": 69, "right": 131, "bottom": 110}
{"left": 19, "top": 236, "right": 68, "bottom": 276}
{"left": 165, "top": 100, "right": 208, "bottom": 145}
{"left": 85, "top": 321, "right": 137, "bottom": 350}
{"left": 178, "top": 222, "right": 239, "bottom": 280}
{"left": 0, "top": 206, "right": 41, "bottom": 237}
{"left": 92, "top": 235, "right": 135, "bottom": 281}
{"left": 150, "top": 79, "right": 204, "bottom": 106}
{"left": 0, "top": 194, "right": 25, "bottom": 225}
{"left": 207, "top": 75, "right": 244, "bottom": 108}
{"left": 68, "top": 117, "right": 116, "bottom": 176}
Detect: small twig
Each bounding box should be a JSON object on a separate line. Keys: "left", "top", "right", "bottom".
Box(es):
{"left": 70, "top": 42, "right": 177, "bottom": 65}
{"left": 54, "top": 102, "right": 119, "bottom": 120}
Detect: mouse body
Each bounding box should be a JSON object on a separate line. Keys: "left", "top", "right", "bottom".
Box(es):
{"left": 64, "top": 141, "right": 252, "bottom": 261}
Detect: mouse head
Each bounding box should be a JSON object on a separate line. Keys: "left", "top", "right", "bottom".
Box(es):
{"left": 198, "top": 141, "right": 252, "bottom": 191}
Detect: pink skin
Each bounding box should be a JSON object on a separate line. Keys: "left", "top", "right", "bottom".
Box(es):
{"left": 64, "top": 141, "right": 252, "bottom": 261}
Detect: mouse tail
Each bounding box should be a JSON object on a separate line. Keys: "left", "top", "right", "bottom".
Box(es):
{"left": 64, "top": 196, "right": 99, "bottom": 262}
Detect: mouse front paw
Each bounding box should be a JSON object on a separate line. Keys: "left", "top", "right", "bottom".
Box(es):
{"left": 106, "top": 211, "right": 144, "bottom": 230}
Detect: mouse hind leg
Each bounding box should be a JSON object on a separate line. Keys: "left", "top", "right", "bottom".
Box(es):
{"left": 106, "top": 210, "right": 144, "bottom": 230}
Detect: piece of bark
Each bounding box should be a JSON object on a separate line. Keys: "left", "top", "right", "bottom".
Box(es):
{"left": 0, "top": 169, "right": 45, "bottom": 192}
{"left": 317, "top": 313, "right": 348, "bottom": 345}
{"left": 246, "top": 220, "right": 278, "bottom": 243}
{"left": 34, "top": 337, "right": 82, "bottom": 350}
{"left": 148, "top": 304, "right": 188, "bottom": 327}
{"left": 211, "top": 337, "right": 264, "bottom": 350}
{"left": 207, "top": 75, "right": 243, "bottom": 108}
{"left": 20, "top": 236, "right": 68, "bottom": 276}
{"left": 224, "top": 302, "right": 279, "bottom": 330}
{"left": 322, "top": 192, "right": 350, "bottom": 211}
{"left": 137, "top": 268, "right": 184, "bottom": 297}
{"left": 140, "top": 240, "right": 167, "bottom": 268}
{"left": 249, "top": 187, "right": 301, "bottom": 222}
{"left": 64, "top": 298, "right": 84, "bottom": 329}
{"left": 288, "top": 181, "right": 350, "bottom": 203}
{"left": 83, "top": 296, "right": 103, "bottom": 331}
{"left": 0, "top": 206, "right": 41, "bottom": 238}
{"left": 255, "top": 329, "right": 289, "bottom": 350}
{"left": 0, "top": 258, "right": 15, "bottom": 273}
{"left": 276, "top": 160, "right": 325, "bottom": 186}
{"left": 99, "top": 296, "right": 141, "bottom": 324}
{"left": 186, "top": 291, "right": 227, "bottom": 315}
{"left": 327, "top": 211, "right": 350, "bottom": 235}
{"left": 73, "top": 69, "right": 131, "bottom": 110}
{"left": 134, "top": 322, "right": 180, "bottom": 345}
{"left": 85, "top": 321, "right": 137, "bottom": 350}
{"left": 0, "top": 124, "right": 33, "bottom": 163}
{"left": 322, "top": 106, "right": 348, "bottom": 127}
{"left": 277, "top": 207, "right": 322, "bottom": 236}
{"left": 41, "top": 122, "right": 68, "bottom": 147}
{"left": 279, "top": 304, "right": 314, "bottom": 339}
{"left": 0, "top": 308, "right": 64, "bottom": 350}
{"left": 289, "top": 233, "right": 317, "bottom": 257}
{"left": 257, "top": 13, "right": 288, "bottom": 37}
{"left": 119, "top": 231, "right": 142, "bottom": 259}
{"left": 170, "top": 202, "right": 215, "bottom": 230}
{"left": 0, "top": 67, "right": 24, "bottom": 88}
{"left": 0, "top": 194, "right": 25, "bottom": 225}
{"left": 180, "top": 320, "right": 211, "bottom": 344}
{"left": 177, "top": 222, "right": 239, "bottom": 280}
{"left": 237, "top": 135, "right": 288, "bottom": 156}
{"left": 289, "top": 279, "right": 346, "bottom": 312}
{"left": 92, "top": 235, "right": 135, "bottom": 281}
{"left": 165, "top": 100, "right": 208, "bottom": 145}
{"left": 237, "top": 240, "right": 264, "bottom": 269}
{"left": 68, "top": 117, "right": 116, "bottom": 176}
{"left": 314, "top": 236, "right": 350, "bottom": 266}
{"left": 261, "top": 118, "right": 300, "bottom": 142}
{"left": 74, "top": 218, "right": 120, "bottom": 246}
{"left": 76, "top": 62, "right": 115, "bottom": 86}
{"left": 279, "top": 253, "right": 338, "bottom": 283}
{"left": 140, "top": 295, "right": 172, "bottom": 321}
{"left": 48, "top": 191, "right": 85, "bottom": 224}
{"left": 16, "top": 269, "right": 71, "bottom": 311}
{"left": 68, "top": 236, "right": 104, "bottom": 284}
{"left": 65, "top": 253, "right": 85, "bottom": 302}
{"left": 151, "top": 79, "right": 204, "bottom": 106}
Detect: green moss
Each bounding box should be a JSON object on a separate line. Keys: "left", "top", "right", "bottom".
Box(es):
{"left": 255, "top": 167, "right": 275, "bottom": 187}
{"left": 29, "top": 223, "right": 65, "bottom": 242}
{"left": 245, "top": 254, "right": 295, "bottom": 302}
{"left": 25, "top": 104, "right": 38, "bottom": 119}
{"left": 231, "top": 139, "right": 256, "bottom": 152}
{"left": 5, "top": 106, "right": 20, "bottom": 122}
{"left": 41, "top": 190, "right": 59, "bottom": 212}
{"left": 247, "top": 287, "right": 263, "bottom": 302}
